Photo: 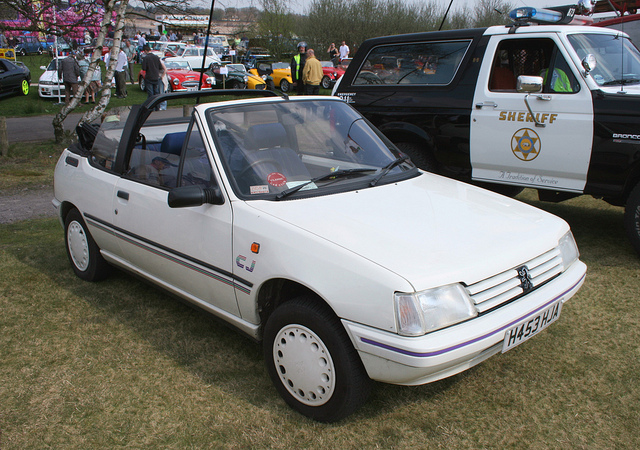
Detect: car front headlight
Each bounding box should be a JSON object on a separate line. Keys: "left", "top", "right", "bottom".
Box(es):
{"left": 395, "top": 284, "right": 477, "bottom": 336}
{"left": 558, "top": 231, "right": 579, "bottom": 269}
{"left": 172, "top": 78, "right": 179, "bottom": 85}
{"left": 207, "top": 77, "right": 215, "bottom": 85}
{"left": 243, "top": 76, "right": 248, "bottom": 82}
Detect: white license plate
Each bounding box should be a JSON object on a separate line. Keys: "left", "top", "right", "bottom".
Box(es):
{"left": 186, "top": 86, "right": 198, "bottom": 91}
{"left": 502, "top": 300, "right": 562, "bottom": 353}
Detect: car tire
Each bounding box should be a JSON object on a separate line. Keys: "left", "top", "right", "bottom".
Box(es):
{"left": 279, "top": 79, "right": 290, "bottom": 93}
{"left": 624, "top": 182, "right": 640, "bottom": 256}
{"left": 37, "top": 47, "right": 43, "bottom": 55}
{"left": 139, "top": 77, "right": 145, "bottom": 92}
{"left": 64, "top": 209, "right": 110, "bottom": 282}
{"left": 321, "top": 76, "right": 331, "bottom": 90}
{"left": 228, "top": 80, "right": 240, "bottom": 89}
{"left": 20, "top": 79, "right": 29, "bottom": 96}
{"left": 263, "top": 296, "right": 371, "bottom": 422}
{"left": 395, "top": 141, "right": 438, "bottom": 173}
{"left": 19, "top": 49, "right": 27, "bottom": 57}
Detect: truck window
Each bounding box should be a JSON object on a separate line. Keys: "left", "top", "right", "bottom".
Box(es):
{"left": 353, "top": 40, "right": 471, "bottom": 86}
{"left": 489, "top": 38, "right": 578, "bottom": 94}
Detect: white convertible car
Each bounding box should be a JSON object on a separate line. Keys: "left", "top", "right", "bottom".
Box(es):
{"left": 53, "top": 91, "right": 586, "bottom": 422}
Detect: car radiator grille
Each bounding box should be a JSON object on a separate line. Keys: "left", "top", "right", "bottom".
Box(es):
{"left": 465, "top": 247, "right": 563, "bottom": 314}
{"left": 182, "top": 81, "right": 199, "bottom": 88}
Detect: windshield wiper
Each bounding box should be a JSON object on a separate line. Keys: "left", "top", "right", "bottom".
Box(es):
{"left": 275, "top": 168, "right": 376, "bottom": 200}
{"left": 369, "top": 155, "right": 410, "bottom": 187}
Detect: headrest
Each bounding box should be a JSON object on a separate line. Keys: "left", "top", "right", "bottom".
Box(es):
{"left": 161, "top": 131, "right": 187, "bottom": 155}
{"left": 245, "top": 123, "right": 287, "bottom": 150}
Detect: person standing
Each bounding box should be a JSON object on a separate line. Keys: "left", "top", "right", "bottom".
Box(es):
{"left": 86, "top": 62, "right": 101, "bottom": 104}
{"left": 77, "top": 52, "right": 90, "bottom": 103}
{"left": 58, "top": 52, "right": 80, "bottom": 104}
{"left": 138, "top": 33, "right": 147, "bottom": 53}
{"left": 291, "top": 41, "right": 307, "bottom": 95}
{"left": 123, "top": 40, "right": 136, "bottom": 83}
{"left": 141, "top": 44, "right": 164, "bottom": 108}
{"left": 339, "top": 40, "right": 350, "bottom": 61}
{"left": 302, "top": 49, "right": 322, "bottom": 95}
{"left": 105, "top": 48, "right": 128, "bottom": 98}
{"left": 327, "top": 43, "right": 338, "bottom": 65}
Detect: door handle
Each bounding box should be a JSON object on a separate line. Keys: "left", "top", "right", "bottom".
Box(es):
{"left": 523, "top": 94, "right": 546, "bottom": 128}
{"left": 117, "top": 190, "right": 130, "bottom": 200}
{"left": 475, "top": 101, "right": 498, "bottom": 109}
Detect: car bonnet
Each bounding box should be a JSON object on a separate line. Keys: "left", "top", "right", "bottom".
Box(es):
{"left": 244, "top": 173, "right": 570, "bottom": 290}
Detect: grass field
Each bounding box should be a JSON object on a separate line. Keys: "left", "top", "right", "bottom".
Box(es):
{"left": 1, "top": 154, "right": 639, "bottom": 447}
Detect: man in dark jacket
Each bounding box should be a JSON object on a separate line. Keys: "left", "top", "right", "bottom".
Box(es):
{"left": 291, "top": 41, "right": 307, "bottom": 95}
{"left": 58, "top": 52, "right": 80, "bottom": 104}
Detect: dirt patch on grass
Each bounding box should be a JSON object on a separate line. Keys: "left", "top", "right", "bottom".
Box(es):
{"left": 0, "top": 186, "right": 57, "bottom": 224}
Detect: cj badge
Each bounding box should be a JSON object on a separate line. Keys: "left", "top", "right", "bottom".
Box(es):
{"left": 511, "top": 128, "right": 541, "bottom": 161}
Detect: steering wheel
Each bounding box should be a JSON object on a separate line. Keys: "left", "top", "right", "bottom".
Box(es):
{"left": 237, "top": 158, "right": 283, "bottom": 181}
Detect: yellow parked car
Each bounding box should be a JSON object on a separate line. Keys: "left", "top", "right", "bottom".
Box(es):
{"left": 250, "top": 62, "right": 293, "bottom": 92}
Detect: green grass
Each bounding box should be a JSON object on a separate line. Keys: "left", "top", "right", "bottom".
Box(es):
{"left": 0, "top": 141, "right": 63, "bottom": 193}
{"left": 1, "top": 155, "right": 639, "bottom": 447}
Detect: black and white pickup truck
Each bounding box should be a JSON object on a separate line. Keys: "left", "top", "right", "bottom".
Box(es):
{"left": 333, "top": 4, "right": 640, "bottom": 255}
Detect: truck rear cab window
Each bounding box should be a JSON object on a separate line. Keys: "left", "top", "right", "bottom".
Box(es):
{"left": 489, "top": 38, "right": 578, "bottom": 94}
{"left": 353, "top": 40, "right": 471, "bottom": 86}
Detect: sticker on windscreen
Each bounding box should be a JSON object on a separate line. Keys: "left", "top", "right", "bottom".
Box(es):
{"left": 250, "top": 185, "right": 269, "bottom": 194}
{"left": 267, "top": 172, "right": 287, "bottom": 187}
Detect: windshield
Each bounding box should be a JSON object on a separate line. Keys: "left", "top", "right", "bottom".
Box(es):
{"left": 206, "top": 99, "right": 416, "bottom": 199}
{"left": 227, "top": 64, "right": 247, "bottom": 73}
{"left": 568, "top": 33, "right": 640, "bottom": 86}
{"left": 165, "top": 60, "right": 191, "bottom": 70}
{"left": 47, "top": 59, "right": 62, "bottom": 70}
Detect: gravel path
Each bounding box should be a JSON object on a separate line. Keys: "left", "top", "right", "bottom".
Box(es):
{"left": 0, "top": 186, "right": 57, "bottom": 224}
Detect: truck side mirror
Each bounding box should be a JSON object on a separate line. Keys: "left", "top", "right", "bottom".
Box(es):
{"left": 581, "top": 54, "right": 597, "bottom": 75}
{"left": 516, "top": 75, "right": 543, "bottom": 93}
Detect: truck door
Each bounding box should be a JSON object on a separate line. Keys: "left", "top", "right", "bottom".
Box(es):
{"left": 470, "top": 34, "right": 593, "bottom": 192}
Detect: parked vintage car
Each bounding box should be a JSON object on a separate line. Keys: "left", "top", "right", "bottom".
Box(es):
{"left": 0, "top": 58, "right": 31, "bottom": 98}
{"left": 166, "top": 45, "right": 221, "bottom": 71}
{"left": 320, "top": 61, "right": 345, "bottom": 89}
{"left": 204, "top": 62, "right": 253, "bottom": 89}
{"left": 225, "top": 63, "right": 267, "bottom": 90}
{"left": 14, "top": 35, "right": 45, "bottom": 56}
{"left": 139, "top": 60, "right": 214, "bottom": 92}
{"left": 53, "top": 90, "right": 586, "bottom": 422}
{"left": 250, "top": 62, "right": 292, "bottom": 92}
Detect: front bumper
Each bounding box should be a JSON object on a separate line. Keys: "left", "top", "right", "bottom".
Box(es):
{"left": 39, "top": 84, "right": 65, "bottom": 98}
{"left": 342, "top": 260, "right": 586, "bottom": 386}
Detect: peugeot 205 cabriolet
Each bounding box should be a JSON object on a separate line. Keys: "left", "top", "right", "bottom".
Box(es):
{"left": 53, "top": 90, "right": 586, "bottom": 422}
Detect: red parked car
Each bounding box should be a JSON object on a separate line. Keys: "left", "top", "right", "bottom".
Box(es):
{"left": 320, "top": 61, "right": 345, "bottom": 89}
{"left": 138, "top": 60, "right": 213, "bottom": 92}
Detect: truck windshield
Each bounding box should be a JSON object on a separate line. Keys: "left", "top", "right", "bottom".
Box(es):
{"left": 568, "top": 33, "right": 640, "bottom": 86}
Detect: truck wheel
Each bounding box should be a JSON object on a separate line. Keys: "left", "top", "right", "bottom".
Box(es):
{"left": 624, "top": 183, "right": 640, "bottom": 255}
{"left": 64, "top": 209, "right": 110, "bottom": 281}
{"left": 395, "top": 141, "right": 438, "bottom": 173}
{"left": 263, "top": 296, "right": 371, "bottom": 422}
{"left": 321, "top": 76, "right": 331, "bottom": 89}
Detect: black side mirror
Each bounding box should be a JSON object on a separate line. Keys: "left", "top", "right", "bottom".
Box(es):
{"left": 168, "top": 185, "right": 225, "bottom": 208}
